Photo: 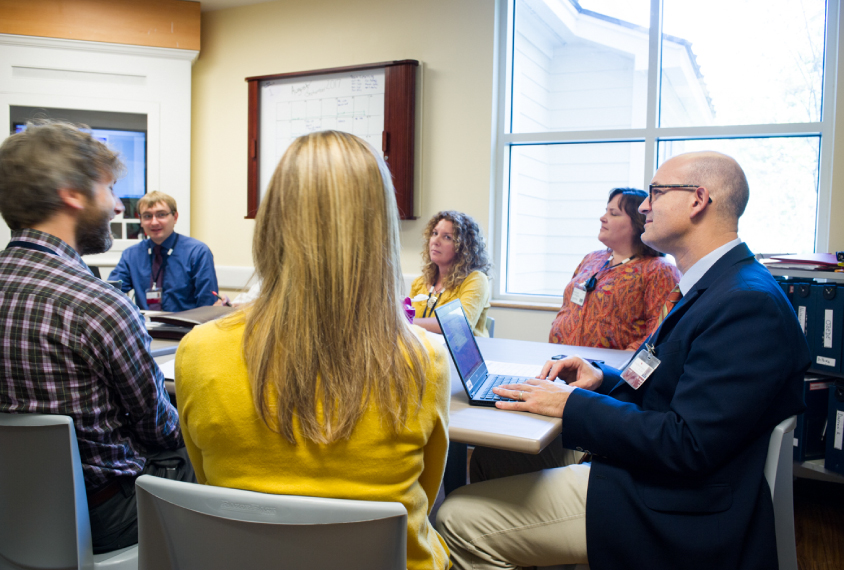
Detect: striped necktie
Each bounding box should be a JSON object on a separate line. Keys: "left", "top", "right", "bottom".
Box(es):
{"left": 654, "top": 285, "right": 682, "bottom": 329}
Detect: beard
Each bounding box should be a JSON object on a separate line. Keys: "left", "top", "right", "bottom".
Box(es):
{"left": 75, "top": 202, "right": 114, "bottom": 255}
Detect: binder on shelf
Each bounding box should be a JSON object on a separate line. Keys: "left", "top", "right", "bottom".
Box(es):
{"left": 809, "top": 284, "right": 843, "bottom": 374}
{"left": 825, "top": 379, "right": 844, "bottom": 476}
{"left": 793, "top": 283, "right": 813, "bottom": 340}
{"left": 794, "top": 375, "right": 833, "bottom": 462}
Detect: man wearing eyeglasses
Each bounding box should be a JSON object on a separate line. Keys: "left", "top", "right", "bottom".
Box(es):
{"left": 437, "top": 151, "right": 809, "bottom": 570}
{"left": 110, "top": 191, "right": 219, "bottom": 312}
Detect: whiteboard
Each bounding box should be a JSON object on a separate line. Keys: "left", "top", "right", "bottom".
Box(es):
{"left": 258, "top": 69, "right": 386, "bottom": 199}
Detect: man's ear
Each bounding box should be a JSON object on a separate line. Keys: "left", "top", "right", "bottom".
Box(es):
{"left": 689, "top": 186, "right": 711, "bottom": 219}
{"left": 57, "top": 187, "right": 87, "bottom": 211}
{"left": 172, "top": 211, "right": 179, "bottom": 224}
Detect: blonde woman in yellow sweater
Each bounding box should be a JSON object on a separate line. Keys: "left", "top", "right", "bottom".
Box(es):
{"left": 175, "top": 131, "right": 451, "bottom": 570}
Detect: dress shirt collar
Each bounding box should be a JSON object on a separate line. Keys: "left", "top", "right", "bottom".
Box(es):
{"left": 10, "top": 228, "right": 85, "bottom": 265}
{"left": 149, "top": 231, "right": 179, "bottom": 250}
{"left": 678, "top": 238, "right": 742, "bottom": 296}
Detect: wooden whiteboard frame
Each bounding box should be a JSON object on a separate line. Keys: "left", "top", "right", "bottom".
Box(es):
{"left": 245, "top": 60, "right": 418, "bottom": 219}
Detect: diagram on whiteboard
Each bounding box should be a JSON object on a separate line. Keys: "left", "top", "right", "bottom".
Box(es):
{"left": 259, "top": 69, "right": 386, "bottom": 198}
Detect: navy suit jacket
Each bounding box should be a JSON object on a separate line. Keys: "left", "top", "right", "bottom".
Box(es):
{"left": 562, "top": 243, "right": 809, "bottom": 570}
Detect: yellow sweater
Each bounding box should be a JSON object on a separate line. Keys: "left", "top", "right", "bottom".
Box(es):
{"left": 175, "top": 321, "right": 451, "bottom": 570}
{"left": 410, "top": 270, "right": 490, "bottom": 337}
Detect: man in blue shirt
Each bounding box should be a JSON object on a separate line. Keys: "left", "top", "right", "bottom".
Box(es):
{"left": 110, "top": 191, "right": 218, "bottom": 312}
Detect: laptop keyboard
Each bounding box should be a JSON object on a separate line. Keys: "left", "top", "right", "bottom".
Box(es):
{"left": 478, "top": 375, "right": 519, "bottom": 401}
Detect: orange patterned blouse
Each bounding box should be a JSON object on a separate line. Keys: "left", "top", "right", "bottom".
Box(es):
{"left": 549, "top": 250, "right": 681, "bottom": 350}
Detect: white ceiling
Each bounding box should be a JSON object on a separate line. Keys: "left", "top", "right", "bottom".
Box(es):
{"left": 194, "top": 0, "right": 275, "bottom": 12}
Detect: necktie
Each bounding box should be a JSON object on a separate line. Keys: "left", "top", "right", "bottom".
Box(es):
{"left": 151, "top": 244, "right": 164, "bottom": 289}
{"left": 654, "top": 285, "right": 682, "bottom": 329}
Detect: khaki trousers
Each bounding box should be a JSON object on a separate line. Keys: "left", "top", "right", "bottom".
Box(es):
{"left": 436, "top": 439, "right": 590, "bottom": 569}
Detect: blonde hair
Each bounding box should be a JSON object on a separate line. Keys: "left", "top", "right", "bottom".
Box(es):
{"left": 421, "top": 210, "right": 491, "bottom": 291}
{"left": 138, "top": 191, "right": 177, "bottom": 215}
{"left": 240, "top": 130, "right": 427, "bottom": 444}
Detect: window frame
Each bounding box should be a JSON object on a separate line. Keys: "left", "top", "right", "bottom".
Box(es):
{"left": 490, "top": 0, "right": 841, "bottom": 305}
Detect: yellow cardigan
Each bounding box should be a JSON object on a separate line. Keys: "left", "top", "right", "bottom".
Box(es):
{"left": 175, "top": 321, "right": 451, "bottom": 570}
{"left": 410, "top": 270, "right": 490, "bottom": 336}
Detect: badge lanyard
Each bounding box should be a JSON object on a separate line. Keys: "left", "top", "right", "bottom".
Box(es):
{"left": 7, "top": 240, "right": 59, "bottom": 257}
{"left": 422, "top": 285, "right": 444, "bottom": 318}
{"left": 621, "top": 342, "right": 661, "bottom": 390}
{"left": 571, "top": 253, "right": 636, "bottom": 307}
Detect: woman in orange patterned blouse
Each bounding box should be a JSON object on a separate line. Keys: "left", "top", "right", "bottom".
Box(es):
{"left": 549, "top": 188, "right": 681, "bottom": 350}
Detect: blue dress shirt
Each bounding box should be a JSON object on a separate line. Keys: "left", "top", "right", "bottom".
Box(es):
{"left": 109, "top": 232, "right": 219, "bottom": 312}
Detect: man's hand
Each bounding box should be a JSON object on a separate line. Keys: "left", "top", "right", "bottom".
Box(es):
{"left": 538, "top": 355, "right": 604, "bottom": 392}
{"left": 493, "top": 378, "right": 575, "bottom": 417}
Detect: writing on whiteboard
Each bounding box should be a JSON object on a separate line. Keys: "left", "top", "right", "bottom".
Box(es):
{"left": 259, "top": 69, "right": 386, "bottom": 199}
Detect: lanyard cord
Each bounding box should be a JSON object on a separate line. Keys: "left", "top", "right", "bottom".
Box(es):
{"left": 583, "top": 253, "right": 636, "bottom": 292}
{"left": 148, "top": 234, "right": 180, "bottom": 288}
{"left": 7, "top": 240, "right": 59, "bottom": 257}
{"left": 7, "top": 240, "right": 98, "bottom": 277}
{"left": 422, "top": 284, "right": 444, "bottom": 318}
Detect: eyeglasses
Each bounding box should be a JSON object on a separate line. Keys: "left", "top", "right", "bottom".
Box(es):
{"left": 648, "top": 184, "right": 712, "bottom": 204}
{"left": 140, "top": 211, "right": 173, "bottom": 222}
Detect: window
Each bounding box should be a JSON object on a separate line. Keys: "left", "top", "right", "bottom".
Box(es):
{"left": 493, "top": 0, "right": 837, "bottom": 301}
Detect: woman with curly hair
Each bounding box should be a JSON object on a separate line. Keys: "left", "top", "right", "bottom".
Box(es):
{"left": 409, "top": 210, "right": 492, "bottom": 336}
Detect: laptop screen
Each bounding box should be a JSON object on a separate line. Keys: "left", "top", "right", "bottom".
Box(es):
{"left": 436, "top": 300, "right": 484, "bottom": 389}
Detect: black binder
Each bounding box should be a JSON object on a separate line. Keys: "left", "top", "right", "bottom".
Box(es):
{"left": 809, "top": 284, "right": 843, "bottom": 374}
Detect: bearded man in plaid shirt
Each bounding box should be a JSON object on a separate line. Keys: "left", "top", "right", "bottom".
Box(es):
{"left": 0, "top": 121, "right": 194, "bottom": 553}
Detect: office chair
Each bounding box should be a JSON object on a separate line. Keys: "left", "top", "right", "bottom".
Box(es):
{"left": 136, "top": 475, "right": 408, "bottom": 570}
{"left": 765, "top": 415, "right": 798, "bottom": 570}
{"left": 0, "top": 412, "right": 138, "bottom": 570}
{"left": 539, "top": 415, "right": 799, "bottom": 570}
{"left": 486, "top": 316, "right": 495, "bottom": 338}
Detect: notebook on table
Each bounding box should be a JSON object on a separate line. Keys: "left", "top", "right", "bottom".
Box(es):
{"left": 434, "top": 299, "right": 531, "bottom": 407}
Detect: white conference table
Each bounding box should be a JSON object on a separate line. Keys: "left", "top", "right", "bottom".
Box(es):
{"left": 441, "top": 336, "right": 629, "bottom": 492}
{"left": 152, "top": 333, "right": 630, "bottom": 492}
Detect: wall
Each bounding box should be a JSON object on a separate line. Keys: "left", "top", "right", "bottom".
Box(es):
{"left": 191, "top": 0, "right": 507, "bottom": 322}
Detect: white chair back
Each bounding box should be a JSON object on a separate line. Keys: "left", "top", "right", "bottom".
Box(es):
{"left": 0, "top": 412, "right": 137, "bottom": 570}
{"left": 764, "top": 415, "right": 798, "bottom": 570}
{"left": 136, "top": 475, "right": 407, "bottom": 570}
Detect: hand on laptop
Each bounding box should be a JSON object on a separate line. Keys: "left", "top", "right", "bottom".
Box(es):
{"left": 492, "top": 378, "right": 574, "bottom": 417}
{"left": 538, "top": 355, "right": 604, "bottom": 392}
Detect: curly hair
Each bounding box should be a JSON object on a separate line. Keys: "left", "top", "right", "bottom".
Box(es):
{"left": 420, "top": 210, "right": 491, "bottom": 291}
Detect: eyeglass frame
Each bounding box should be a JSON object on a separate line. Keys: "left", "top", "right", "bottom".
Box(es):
{"left": 139, "top": 210, "right": 174, "bottom": 222}
{"left": 647, "top": 184, "right": 712, "bottom": 204}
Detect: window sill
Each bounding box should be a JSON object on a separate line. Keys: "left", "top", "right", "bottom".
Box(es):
{"left": 491, "top": 300, "right": 560, "bottom": 312}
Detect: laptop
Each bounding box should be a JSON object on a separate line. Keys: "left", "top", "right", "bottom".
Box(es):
{"left": 434, "top": 299, "right": 531, "bottom": 407}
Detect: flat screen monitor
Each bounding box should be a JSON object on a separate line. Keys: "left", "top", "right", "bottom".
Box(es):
{"left": 13, "top": 124, "right": 146, "bottom": 201}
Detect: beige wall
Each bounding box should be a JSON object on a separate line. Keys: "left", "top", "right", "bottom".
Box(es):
{"left": 191, "top": 0, "right": 495, "bottom": 271}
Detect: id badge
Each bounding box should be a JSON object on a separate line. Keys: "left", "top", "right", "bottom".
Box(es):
{"left": 146, "top": 287, "right": 163, "bottom": 310}
{"left": 621, "top": 346, "right": 660, "bottom": 390}
{"left": 571, "top": 285, "right": 587, "bottom": 307}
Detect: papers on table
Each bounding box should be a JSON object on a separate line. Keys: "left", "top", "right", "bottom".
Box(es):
{"left": 158, "top": 359, "right": 176, "bottom": 381}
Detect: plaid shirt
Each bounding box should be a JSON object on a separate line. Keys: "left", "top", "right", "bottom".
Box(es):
{"left": 0, "top": 229, "right": 183, "bottom": 491}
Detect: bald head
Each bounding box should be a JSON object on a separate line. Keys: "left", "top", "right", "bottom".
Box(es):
{"left": 669, "top": 151, "right": 749, "bottom": 222}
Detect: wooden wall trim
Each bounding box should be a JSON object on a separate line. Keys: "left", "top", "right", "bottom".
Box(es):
{"left": 0, "top": 0, "right": 200, "bottom": 51}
